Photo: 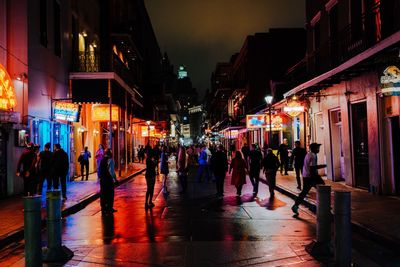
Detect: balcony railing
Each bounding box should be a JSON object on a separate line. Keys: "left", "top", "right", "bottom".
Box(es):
{"left": 77, "top": 51, "right": 99, "bottom": 72}
{"left": 305, "top": 0, "right": 399, "bottom": 78}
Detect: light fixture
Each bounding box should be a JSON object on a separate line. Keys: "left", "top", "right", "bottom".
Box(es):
{"left": 82, "top": 31, "right": 87, "bottom": 37}
{"left": 146, "top": 120, "right": 151, "bottom": 126}
{"left": 265, "top": 95, "right": 273, "bottom": 105}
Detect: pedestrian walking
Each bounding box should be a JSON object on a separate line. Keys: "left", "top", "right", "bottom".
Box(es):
{"left": 79, "top": 146, "right": 91, "bottom": 181}
{"left": 211, "top": 144, "right": 228, "bottom": 198}
{"left": 16, "top": 142, "right": 37, "bottom": 196}
{"left": 37, "top": 142, "right": 53, "bottom": 194}
{"left": 277, "top": 138, "right": 289, "bottom": 175}
{"left": 291, "top": 141, "right": 307, "bottom": 190}
{"left": 160, "top": 146, "right": 169, "bottom": 193}
{"left": 262, "top": 148, "right": 280, "bottom": 199}
{"left": 241, "top": 143, "right": 250, "bottom": 164}
{"left": 291, "top": 143, "right": 327, "bottom": 216}
{"left": 145, "top": 150, "right": 156, "bottom": 209}
{"left": 99, "top": 149, "right": 118, "bottom": 215}
{"left": 248, "top": 143, "right": 263, "bottom": 197}
{"left": 177, "top": 146, "right": 189, "bottom": 194}
{"left": 229, "top": 151, "right": 248, "bottom": 197}
{"left": 95, "top": 144, "right": 105, "bottom": 179}
{"left": 196, "top": 145, "right": 210, "bottom": 182}
{"left": 51, "top": 144, "right": 69, "bottom": 201}
{"left": 153, "top": 145, "right": 161, "bottom": 175}
{"left": 138, "top": 145, "right": 144, "bottom": 163}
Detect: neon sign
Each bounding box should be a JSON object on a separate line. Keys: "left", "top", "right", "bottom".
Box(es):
{"left": 53, "top": 101, "right": 81, "bottom": 122}
{"left": 380, "top": 66, "right": 400, "bottom": 96}
{"left": 246, "top": 115, "right": 267, "bottom": 129}
{"left": 265, "top": 115, "right": 283, "bottom": 131}
{"left": 0, "top": 64, "right": 17, "bottom": 110}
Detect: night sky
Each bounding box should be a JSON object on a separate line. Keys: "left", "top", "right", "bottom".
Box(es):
{"left": 145, "top": 0, "right": 305, "bottom": 99}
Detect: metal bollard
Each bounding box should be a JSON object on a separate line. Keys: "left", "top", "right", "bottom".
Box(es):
{"left": 316, "top": 185, "right": 331, "bottom": 243}
{"left": 305, "top": 185, "right": 332, "bottom": 257}
{"left": 24, "top": 195, "right": 42, "bottom": 267}
{"left": 334, "top": 190, "right": 351, "bottom": 266}
{"left": 42, "top": 190, "right": 74, "bottom": 262}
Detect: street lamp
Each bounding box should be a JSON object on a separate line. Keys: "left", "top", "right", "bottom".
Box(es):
{"left": 265, "top": 95, "right": 273, "bottom": 147}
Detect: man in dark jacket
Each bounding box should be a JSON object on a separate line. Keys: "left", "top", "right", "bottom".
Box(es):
{"left": 210, "top": 145, "right": 228, "bottom": 198}
{"left": 262, "top": 148, "right": 280, "bottom": 199}
{"left": 52, "top": 144, "right": 69, "bottom": 200}
{"left": 100, "top": 149, "right": 118, "bottom": 214}
{"left": 291, "top": 141, "right": 307, "bottom": 190}
{"left": 248, "top": 144, "right": 263, "bottom": 197}
{"left": 277, "top": 138, "right": 289, "bottom": 175}
{"left": 38, "top": 142, "right": 53, "bottom": 194}
{"left": 16, "top": 142, "right": 37, "bottom": 196}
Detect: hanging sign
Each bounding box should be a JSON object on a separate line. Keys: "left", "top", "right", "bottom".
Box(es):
{"left": 284, "top": 100, "right": 305, "bottom": 117}
{"left": 53, "top": 101, "right": 81, "bottom": 122}
{"left": 92, "top": 104, "right": 119, "bottom": 121}
{"left": 380, "top": 66, "right": 400, "bottom": 96}
{"left": 246, "top": 115, "right": 267, "bottom": 129}
{"left": 0, "top": 64, "right": 17, "bottom": 110}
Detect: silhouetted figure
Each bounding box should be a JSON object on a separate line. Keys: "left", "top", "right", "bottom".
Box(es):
{"left": 51, "top": 144, "right": 69, "bottom": 200}
{"left": 99, "top": 149, "right": 118, "bottom": 215}
{"left": 177, "top": 146, "right": 189, "bottom": 193}
{"left": 38, "top": 142, "right": 53, "bottom": 194}
{"left": 277, "top": 138, "right": 289, "bottom": 175}
{"left": 248, "top": 144, "right": 263, "bottom": 196}
{"left": 16, "top": 142, "right": 37, "bottom": 196}
{"left": 229, "top": 151, "right": 248, "bottom": 197}
{"left": 211, "top": 144, "right": 228, "bottom": 197}
{"left": 262, "top": 148, "right": 280, "bottom": 199}
{"left": 145, "top": 150, "right": 156, "bottom": 209}
{"left": 79, "top": 146, "right": 91, "bottom": 181}
{"left": 291, "top": 141, "right": 307, "bottom": 190}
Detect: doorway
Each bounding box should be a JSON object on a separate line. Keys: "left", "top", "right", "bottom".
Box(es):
{"left": 0, "top": 129, "right": 7, "bottom": 198}
{"left": 351, "top": 102, "right": 369, "bottom": 189}
{"left": 329, "top": 109, "right": 345, "bottom": 181}
{"left": 384, "top": 116, "right": 400, "bottom": 194}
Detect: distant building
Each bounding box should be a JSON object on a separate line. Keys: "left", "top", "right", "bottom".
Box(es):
{"left": 188, "top": 105, "right": 204, "bottom": 143}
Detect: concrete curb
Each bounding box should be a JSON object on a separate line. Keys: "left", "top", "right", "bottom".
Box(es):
{"left": 0, "top": 168, "right": 146, "bottom": 250}
{"left": 259, "top": 178, "right": 400, "bottom": 252}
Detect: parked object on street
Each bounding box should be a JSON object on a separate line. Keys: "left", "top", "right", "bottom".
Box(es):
{"left": 23, "top": 195, "right": 42, "bottom": 267}
{"left": 335, "top": 190, "right": 351, "bottom": 266}
{"left": 305, "top": 185, "right": 333, "bottom": 257}
{"left": 42, "top": 190, "right": 74, "bottom": 262}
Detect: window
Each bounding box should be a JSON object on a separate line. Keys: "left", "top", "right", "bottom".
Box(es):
{"left": 314, "top": 21, "right": 321, "bottom": 50}
{"left": 40, "top": 0, "right": 48, "bottom": 47}
{"left": 53, "top": 0, "right": 61, "bottom": 57}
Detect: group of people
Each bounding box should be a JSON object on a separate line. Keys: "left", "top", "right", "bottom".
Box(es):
{"left": 142, "top": 140, "right": 325, "bottom": 217}
{"left": 16, "top": 142, "right": 69, "bottom": 200}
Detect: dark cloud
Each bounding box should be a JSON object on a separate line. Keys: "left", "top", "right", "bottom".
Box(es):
{"left": 145, "top": 0, "right": 305, "bottom": 98}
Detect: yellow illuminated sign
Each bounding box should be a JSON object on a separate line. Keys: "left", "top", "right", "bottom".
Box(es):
{"left": 0, "top": 64, "right": 17, "bottom": 110}
{"left": 92, "top": 104, "right": 119, "bottom": 121}
{"left": 141, "top": 126, "right": 155, "bottom": 137}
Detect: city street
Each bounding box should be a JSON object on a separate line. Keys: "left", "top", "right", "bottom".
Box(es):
{"left": 3, "top": 161, "right": 392, "bottom": 266}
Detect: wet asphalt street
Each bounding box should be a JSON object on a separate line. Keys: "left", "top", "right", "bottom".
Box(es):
{"left": 3, "top": 160, "right": 394, "bottom": 266}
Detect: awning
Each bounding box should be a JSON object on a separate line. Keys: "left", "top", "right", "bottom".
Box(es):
{"left": 70, "top": 72, "right": 143, "bottom": 111}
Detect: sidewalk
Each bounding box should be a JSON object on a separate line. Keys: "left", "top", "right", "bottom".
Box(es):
{"left": 261, "top": 171, "right": 400, "bottom": 251}
{"left": 0, "top": 163, "right": 146, "bottom": 249}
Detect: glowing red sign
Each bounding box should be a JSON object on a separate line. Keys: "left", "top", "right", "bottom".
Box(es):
{"left": 0, "top": 64, "right": 17, "bottom": 110}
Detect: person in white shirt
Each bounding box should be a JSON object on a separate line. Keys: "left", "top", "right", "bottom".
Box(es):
{"left": 291, "top": 143, "right": 326, "bottom": 216}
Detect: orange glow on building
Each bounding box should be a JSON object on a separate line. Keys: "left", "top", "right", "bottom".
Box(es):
{"left": 92, "top": 104, "right": 119, "bottom": 121}
{"left": 0, "top": 64, "right": 17, "bottom": 110}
